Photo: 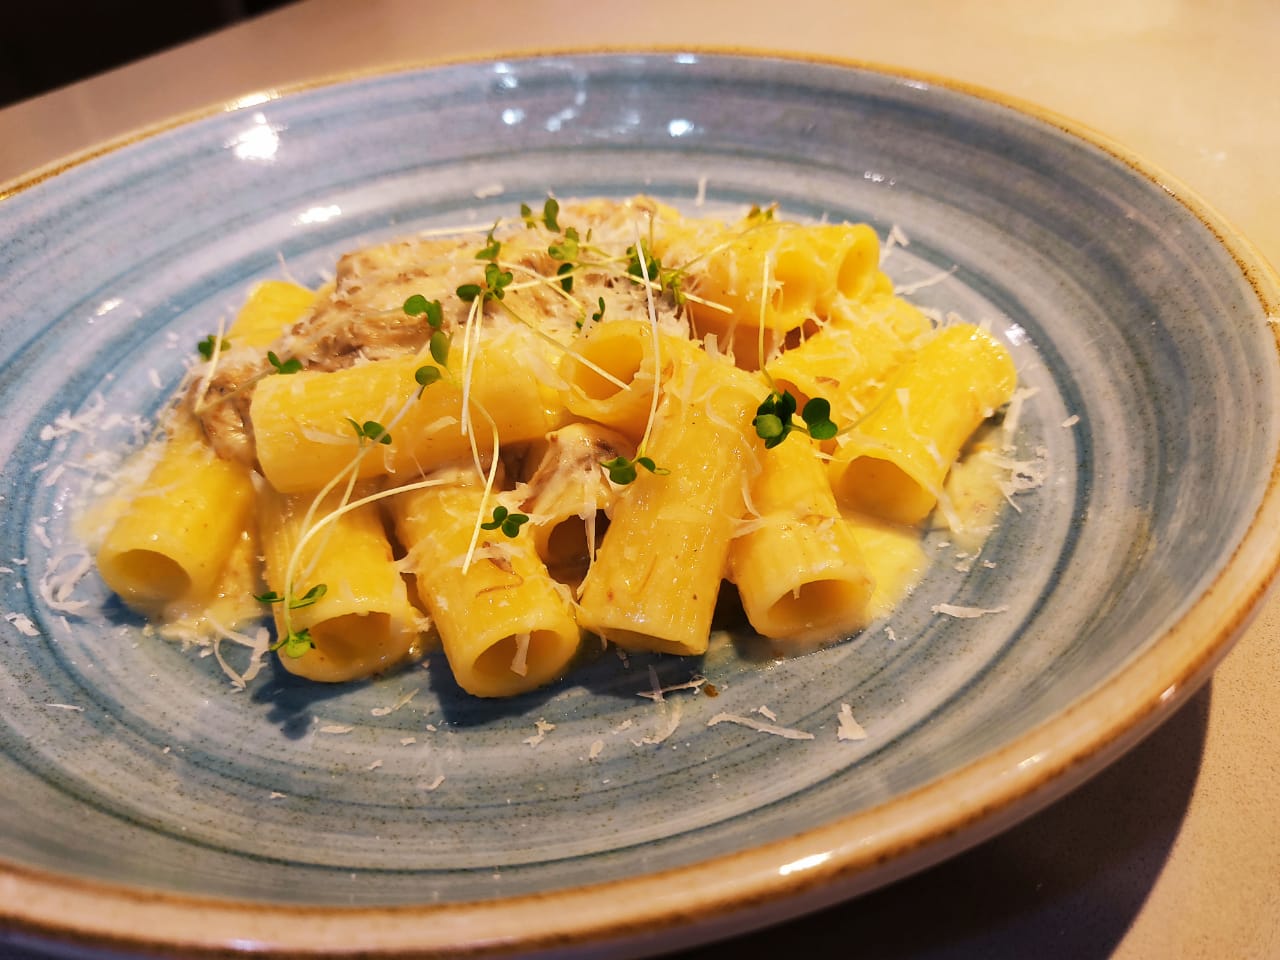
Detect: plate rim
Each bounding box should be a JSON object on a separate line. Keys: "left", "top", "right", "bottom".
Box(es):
{"left": 2, "top": 46, "right": 1279, "bottom": 958}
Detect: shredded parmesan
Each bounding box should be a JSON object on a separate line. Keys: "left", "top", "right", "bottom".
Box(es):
{"left": 837, "top": 703, "right": 868, "bottom": 741}
{"left": 707, "top": 712, "right": 814, "bottom": 740}
{"left": 932, "top": 602, "right": 1009, "bottom": 619}
{"left": 4, "top": 612, "right": 39, "bottom": 637}
{"left": 633, "top": 699, "right": 683, "bottom": 746}
{"left": 523, "top": 718, "right": 555, "bottom": 746}
{"left": 370, "top": 688, "right": 420, "bottom": 717}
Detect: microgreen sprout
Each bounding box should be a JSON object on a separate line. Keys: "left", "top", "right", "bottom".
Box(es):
{"left": 753, "top": 390, "right": 838, "bottom": 448}
{"left": 267, "top": 351, "right": 303, "bottom": 375}
{"left": 403, "top": 294, "right": 444, "bottom": 328}
{"left": 625, "top": 242, "right": 687, "bottom": 306}
{"left": 414, "top": 363, "right": 442, "bottom": 395}
{"left": 428, "top": 329, "right": 450, "bottom": 366}
{"left": 520, "top": 197, "right": 561, "bottom": 231}
{"left": 548, "top": 227, "right": 580, "bottom": 262}
{"left": 601, "top": 455, "right": 668, "bottom": 485}
{"left": 255, "top": 583, "right": 328, "bottom": 609}
{"left": 479, "top": 504, "right": 529, "bottom": 538}
{"left": 591, "top": 297, "right": 607, "bottom": 322}
{"left": 274, "top": 627, "right": 314, "bottom": 659}
{"left": 457, "top": 262, "right": 514, "bottom": 303}
{"left": 800, "top": 396, "right": 838, "bottom": 440}
{"left": 346, "top": 418, "right": 392, "bottom": 446}
{"left": 746, "top": 203, "right": 777, "bottom": 222}
{"left": 197, "top": 334, "right": 230, "bottom": 361}
{"left": 476, "top": 224, "right": 502, "bottom": 262}
{"left": 753, "top": 390, "right": 796, "bottom": 448}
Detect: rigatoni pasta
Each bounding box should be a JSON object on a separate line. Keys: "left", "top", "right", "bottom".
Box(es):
{"left": 85, "top": 196, "right": 1022, "bottom": 697}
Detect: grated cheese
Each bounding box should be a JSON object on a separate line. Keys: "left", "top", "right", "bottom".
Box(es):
{"left": 707, "top": 712, "right": 814, "bottom": 741}
{"left": 523, "top": 718, "right": 555, "bottom": 747}
{"left": 836, "top": 703, "right": 868, "bottom": 741}
{"left": 370, "top": 688, "right": 420, "bottom": 717}
{"left": 932, "top": 602, "right": 1009, "bottom": 619}
{"left": 632, "top": 699, "right": 683, "bottom": 746}
{"left": 4, "top": 612, "right": 39, "bottom": 637}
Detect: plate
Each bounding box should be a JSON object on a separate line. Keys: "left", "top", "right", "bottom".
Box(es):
{"left": 1, "top": 52, "right": 1278, "bottom": 957}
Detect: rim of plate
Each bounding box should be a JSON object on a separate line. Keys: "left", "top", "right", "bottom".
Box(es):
{"left": 2, "top": 47, "right": 1279, "bottom": 960}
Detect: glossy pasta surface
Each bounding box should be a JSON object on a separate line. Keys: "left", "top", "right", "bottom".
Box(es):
{"left": 87, "top": 198, "right": 1019, "bottom": 697}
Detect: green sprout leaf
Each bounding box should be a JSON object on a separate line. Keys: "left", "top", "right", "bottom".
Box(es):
{"left": 753, "top": 390, "right": 798, "bottom": 449}
{"left": 254, "top": 590, "right": 285, "bottom": 605}
{"left": 484, "top": 262, "right": 514, "bottom": 300}
{"left": 275, "top": 628, "right": 314, "bottom": 659}
{"left": 591, "top": 297, "right": 607, "bottom": 322}
{"left": 476, "top": 224, "right": 501, "bottom": 262}
{"left": 289, "top": 583, "right": 328, "bottom": 610}
{"left": 197, "top": 334, "right": 230, "bottom": 361}
{"left": 403, "top": 295, "right": 444, "bottom": 328}
{"left": 556, "top": 262, "right": 574, "bottom": 292}
{"left": 801, "top": 397, "right": 838, "bottom": 440}
{"left": 602, "top": 455, "right": 668, "bottom": 485}
{"left": 415, "top": 364, "right": 442, "bottom": 397}
{"left": 542, "top": 197, "right": 560, "bottom": 232}
{"left": 428, "top": 329, "right": 450, "bottom": 366}
{"left": 347, "top": 418, "right": 392, "bottom": 446}
{"left": 479, "top": 504, "right": 529, "bottom": 538}
{"left": 547, "top": 226, "right": 580, "bottom": 262}
{"left": 267, "top": 351, "right": 303, "bottom": 375}
{"left": 456, "top": 282, "right": 483, "bottom": 302}
{"left": 626, "top": 243, "right": 662, "bottom": 284}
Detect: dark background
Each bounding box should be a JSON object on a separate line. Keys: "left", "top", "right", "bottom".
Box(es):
{"left": 1, "top": 0, "right": 297, "bottom": 108}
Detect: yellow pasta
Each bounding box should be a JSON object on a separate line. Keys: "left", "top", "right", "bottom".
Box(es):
{"left": 251, "top": 328, "right": 567, "bottom": 493}
{"left": 576, "top": 350, "right": 762, "bottom": 656}
{"left": 827, "top": 323, "right": 1018, "bottom": 524}
{"left": 94, "top": 280, "right": 317, "bottom": 617}
{"left": 676, "top": 220, "right": 887, "bottom": 362}
{"left": 729, "top": 436, "right": 873, "bottom": 649}
{"left": 86, "top": 197, "right": 1025, "bottom": 698}
{"left": 96, "top": 417, "right": 256, "bottom": 614}
{"left": 392, "top": 470, "right": 580, "bottom": 698}
{"left": 257, "top": 481, "right": 420, "bottom": 683}
{"left": 559, "top": 320, "right": 684, "bottom": 441}
{"left": 518, "top": 422, "right": 635, "bottom": 585}
{"left": 224, "top": 280, "right": 318, "bottom": 347}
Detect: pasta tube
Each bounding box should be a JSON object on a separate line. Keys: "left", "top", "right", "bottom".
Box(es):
{"left": 251, "top": 327, "right": 567, "bottom": 493}
{"left": 767, "top": 300, "right": 918, "bottom": 429}
{"left": 392, "top": 470, "right": 581, "bottom": 698}
{"left": 518, "top": 423, "right": 635, "bottom": 584}
{"left": 257, "top": 481, "right": 421, "bottom": 682}
{"left": 828, "top": 324, "right": 1017, "bottom": 524}
{"left": 96, "top": 417, "right": 255, "bottom": 614}
{"left": 224, "top": 280, "right": 318, "bottom": 347}
{"left": 682, "top": 221, "right": 887, "bottom": 363}
{"left": 559, "top": 320, "right": 686, "bottom": 442}
{"left": 95, "top": 283, "right": 316, "bottom": 614}
{"left": 729, "top": 437, "right": 873, "bottom": 649}
{"left": 576, "top": 351, "right": 762, "bottom": 655}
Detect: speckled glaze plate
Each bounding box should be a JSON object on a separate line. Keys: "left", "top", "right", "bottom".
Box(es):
{"left": 1, "top": 52, "right": 1278, "bottom": 958}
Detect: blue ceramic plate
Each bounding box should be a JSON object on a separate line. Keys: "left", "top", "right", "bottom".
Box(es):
{"left": 1, "top": 53, "right": 1278, "bottom": 957}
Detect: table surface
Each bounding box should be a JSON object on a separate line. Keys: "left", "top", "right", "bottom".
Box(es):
{"left": 1, "top": 1, "right": 1278, "bottom": 958}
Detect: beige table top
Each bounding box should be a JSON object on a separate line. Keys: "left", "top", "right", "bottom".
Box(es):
{"left": 2, "top": 2, "right": 1277, "bottom": 958}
